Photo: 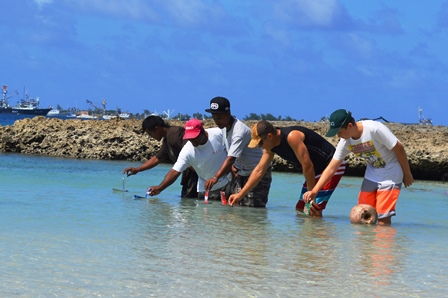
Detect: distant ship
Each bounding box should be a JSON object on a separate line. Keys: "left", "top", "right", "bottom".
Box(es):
{"left": 0, "top": 85, "right": 51, "bottom": 116}
{"left": 47, "top": 109, "right": 60, "bottom": 116}
{"left": 102, "top": 112, "right": 130, "bottom": 120}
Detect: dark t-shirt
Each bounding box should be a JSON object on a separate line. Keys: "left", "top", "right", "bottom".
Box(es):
{"left": 155, "top": 126, "right": 187, "bottom": 163}
{"left": 153, "top": 126, "right": 198, "bottom": 198}
{"left": 271, "top": 126, "right": 335, "bottom": 174}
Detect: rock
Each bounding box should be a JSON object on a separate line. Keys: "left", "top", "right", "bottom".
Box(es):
{"left": 1, "top": 117, "right": 448, "bottom": 181}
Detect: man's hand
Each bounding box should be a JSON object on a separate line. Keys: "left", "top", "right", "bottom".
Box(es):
{"left": 302, "top": 191, "right": 316, "bottom": 203}
{"left": 148, "top": 186, "right": 162, "bottom": 196}
{"left": 204, "top": 177, "right": 218, "bottom": 191}
{"left": 228, "top": 193, "right": 242, "bottom": 206}
{"left": 403, "top": 174, "right": 414, "bottom": 188}
{"left": 308, "top": 201, "right": 321, "bottom": 217}
{"left": 123, "top": 167, "right": 138, "bottom": 177}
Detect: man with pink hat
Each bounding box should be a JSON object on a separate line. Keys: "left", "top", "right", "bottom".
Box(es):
{"left": 148, "top": 118, "right": 231, "bottom": 200}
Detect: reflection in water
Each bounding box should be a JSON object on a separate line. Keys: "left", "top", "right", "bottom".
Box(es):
{"left": 110, "top": 194, "right": 414, "bottom": 295}
{"left": 129, "top": 198, "right": 275, "bottom": 293}
{"left": 354, "top": 226, "right": 402, "bottom": 286}
{"left": 293, "top": 217, "right": 339, "bottom": 279}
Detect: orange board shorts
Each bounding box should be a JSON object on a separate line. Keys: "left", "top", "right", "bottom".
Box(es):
{"left": 358, "top": 178, "right": 402, "bottom": 219}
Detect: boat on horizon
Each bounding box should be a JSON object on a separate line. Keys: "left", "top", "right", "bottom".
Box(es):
{"left": 0, "top": 85, "right": 51, "bottom": 116}
{"left": 118, "top": 112, "right": 130, "bottom": 119}
{"left": 102, "top": 112, "right": 130, "bottom": 120}
{"left": 47, "top": 108, "right": 60, "bottom": 116}
{"left": 101, "top": 114, "right": 116, "bottom": 120}
{"left": 86, "top": 99, "right": 131, "bottom": 120}
{"left": 76, "top": 111, "right": 98, "bottom": 120}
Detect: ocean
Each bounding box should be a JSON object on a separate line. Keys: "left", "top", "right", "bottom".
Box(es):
{"left": 0, "top": 152, "right": 447, "bottom": 297}
{"left": 0, "top": 114, "right": 90, "bottom": 127}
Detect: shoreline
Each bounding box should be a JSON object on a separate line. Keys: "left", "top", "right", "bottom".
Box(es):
{"left": 1, "top": 116, "right": 447, "bottom": 181}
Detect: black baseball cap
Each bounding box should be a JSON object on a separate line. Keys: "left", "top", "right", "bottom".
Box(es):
{"left": 205, "top": 96, "right": 231, "bottom": 114}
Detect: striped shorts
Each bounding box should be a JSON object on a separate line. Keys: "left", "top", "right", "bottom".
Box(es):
{"left": 358, "top": 178, "right": 401, "bottom": 219}
{"left": 296, "top": 161, "right": 346, "bottom": 211}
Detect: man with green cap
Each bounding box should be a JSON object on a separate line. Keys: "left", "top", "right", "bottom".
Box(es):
{"left": 303, "top": 109, "right": 414, "bottom": 225}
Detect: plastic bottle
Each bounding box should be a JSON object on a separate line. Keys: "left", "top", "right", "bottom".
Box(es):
{"left": 304, "top": 202, "right": 311, "bottom": 215}
{"left": 220, "top": 190, "right": 227, "bottom": 205}
{"left": 204, "top": 190, "right": 209, "bottom": 204}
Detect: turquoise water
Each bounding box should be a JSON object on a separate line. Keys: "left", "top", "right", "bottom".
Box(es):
{"left": 1, "top": 153, "right": 447, "bottom": 297}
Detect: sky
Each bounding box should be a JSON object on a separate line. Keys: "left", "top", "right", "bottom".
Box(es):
{"left": 1, "top": 0, "right": 447, "bottom": 125}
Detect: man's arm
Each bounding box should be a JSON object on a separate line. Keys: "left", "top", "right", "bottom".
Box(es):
{"left": 204, "top": 156, "right": 236, "bottom": 191}
{"left": 228, "top": 151, "right": 274, "bottom": 206}
{"left": 148, "top": 169, "right": 181, "bottom": 196}
{"left": 287, "top": 131, "right": 316, "bottom": 190}
{"left": 391, "top": 141, "right": 414, "bottom": 187}
{"left": 302, "top": 158, "right": 343, "bottom": 202}
{"left": 123, "top": 156, "right": 161, "bottom": 176}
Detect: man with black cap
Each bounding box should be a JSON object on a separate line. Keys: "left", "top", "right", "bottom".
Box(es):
{"left": 147, "top": 118, "right": 231, "bottom": 200}
{"left": 122, "top": 115, "right": 198, "bottom": 198}
{"left": 303, "top": 109, "right": 414, "bottom": 225}
{"left": 204, "top": 96, "right": 272, "bottom": 207}
{"left": 228, "top": 120, "right": 346, "bottom": 217}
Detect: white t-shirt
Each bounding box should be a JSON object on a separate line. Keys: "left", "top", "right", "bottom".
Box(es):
{"left": 333, "top": 120, "right": 403, "bottom": 183}
{"left": 224, "top": 118, "right": 263, "bottom": 176}
{"left": 173, "top": 127, "right": 230, "bottom": 191}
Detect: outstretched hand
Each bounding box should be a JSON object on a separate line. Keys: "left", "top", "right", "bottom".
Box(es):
{"left": 228, "top": 194, "right": 242, "bottom": 206}
{"left": 123, "top": 167, "right": 138, "bottom": 177}
{"left": 204, "top": 177, "right": 218, "bottom": 191}
{"left": 148, "top": 186, "right": 162, "bottom": 196}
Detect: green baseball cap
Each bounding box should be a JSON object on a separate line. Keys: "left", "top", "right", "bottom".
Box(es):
{"left": 326, "top": 109, "right": 352, "bottom": 137}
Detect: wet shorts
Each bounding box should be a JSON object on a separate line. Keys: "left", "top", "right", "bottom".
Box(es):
{"left": 358, "top": 178, "right": 401, "bottom": 219}
{"left": 229, "top": 167, "right": 272, "bottom": 207}
{"left": 198, "top": 183, "right": 230, "bottom": 201}
{"left": 296, "top": 162, "right": 345, "bottom": 211}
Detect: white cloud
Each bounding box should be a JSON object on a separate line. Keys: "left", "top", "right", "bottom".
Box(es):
{"left": 264, "top": 25, "right": 291, "bottom": 47}
{"left": 273, "top": 0, "right": 346, "bottom": 28}
{"left": 388, "top": 69, "right": 423, "bottom": 88}
{"left": 164, "top": 0, "right": 211, "bottom": 25}
{"left": 64, "top": 0, "right": 160, "bottom": 22}
{"left": 346, "top": 33, "right": 375, "bottom": 59}
{"left": 33, "top": 0, "right": 53, "bottom": 9}
{"left": 54, "top": 0, "right": 228, "bottom": 29}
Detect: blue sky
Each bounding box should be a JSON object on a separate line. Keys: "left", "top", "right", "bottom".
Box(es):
{"left": 1, "top": 0, "right": 447, "bottom": 125}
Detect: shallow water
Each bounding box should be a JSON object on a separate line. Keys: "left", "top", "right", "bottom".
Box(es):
{"left": 1, "top": 153, "right": 447, "bottom": 297}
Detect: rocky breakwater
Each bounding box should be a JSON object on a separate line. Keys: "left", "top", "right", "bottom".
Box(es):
{"left": 0, "top": 116, "right": 447, "bottom": 181}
